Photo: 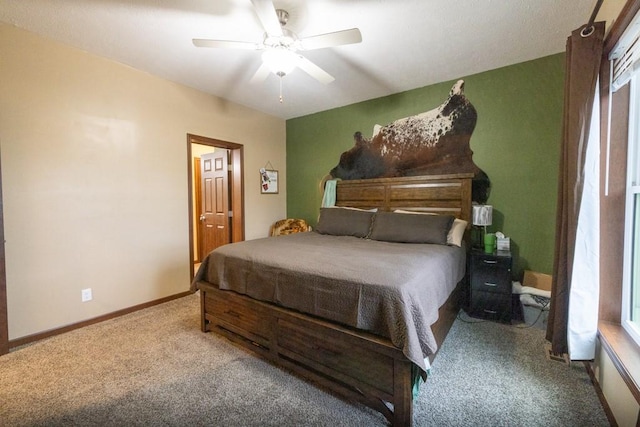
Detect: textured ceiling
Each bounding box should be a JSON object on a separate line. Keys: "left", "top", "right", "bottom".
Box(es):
{"left": 1, "top": 0, "right": 597, "bottom": 119}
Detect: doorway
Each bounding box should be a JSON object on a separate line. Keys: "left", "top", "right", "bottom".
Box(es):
{"left": 187, "top": 134, "right": 244, "bottom": 281}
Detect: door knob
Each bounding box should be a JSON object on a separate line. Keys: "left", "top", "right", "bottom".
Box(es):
{"left": 199, "top": 214, "right": 205, "bottom": 221}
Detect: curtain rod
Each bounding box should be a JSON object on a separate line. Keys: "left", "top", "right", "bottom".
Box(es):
{"left": 582, "top": 0, "right": 604, "bottom": 37}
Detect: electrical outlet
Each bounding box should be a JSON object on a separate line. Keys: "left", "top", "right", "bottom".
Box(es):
{"left": 81, "top": 288, "right": 92, "bottom": 302}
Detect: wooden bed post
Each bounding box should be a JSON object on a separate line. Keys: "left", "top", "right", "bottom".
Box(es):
{"left": 393, "top": 358, "right": 414, "bottom": 426}
{"left": 200, "top": 289, "right": 209, "bottom": 332}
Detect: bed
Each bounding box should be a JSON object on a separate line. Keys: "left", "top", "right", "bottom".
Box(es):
{"left": 192, "top": 173, "right": 473, "bottom": 426}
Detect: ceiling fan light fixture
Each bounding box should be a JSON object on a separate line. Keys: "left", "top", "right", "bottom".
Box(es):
{"left": 261, "top": 48, "right": 299, "bottom": 75}
{"left": 263, "top": 29, "right": 298, "bottom": 49}
{"left": 193, "top": 2, "right": 361, "bottom": 89}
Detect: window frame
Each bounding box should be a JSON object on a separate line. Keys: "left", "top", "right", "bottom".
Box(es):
{"left": 622, "top": 72, "right": 640, "bottom": 345}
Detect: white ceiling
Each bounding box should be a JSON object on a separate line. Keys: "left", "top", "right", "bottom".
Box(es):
{"left": 1, "top": 0, "right": 597, "bottom": 119}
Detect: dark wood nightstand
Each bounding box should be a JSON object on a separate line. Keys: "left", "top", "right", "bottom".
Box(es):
{"left": 468, "top": 250, "right": 513, "bottom": 323}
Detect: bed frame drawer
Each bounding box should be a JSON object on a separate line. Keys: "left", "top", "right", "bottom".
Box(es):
{"left": 204, "top": 289, "right": 272, "bottom": 345}
{"left": 277, "top": 316, "right": 395, "bottom": 394}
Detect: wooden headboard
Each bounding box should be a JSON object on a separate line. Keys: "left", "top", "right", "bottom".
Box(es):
{"left": 335, "top": 173, "right": 473, "bottom": 224}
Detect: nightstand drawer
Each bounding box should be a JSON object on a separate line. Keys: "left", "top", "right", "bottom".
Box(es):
{"left": 473, "top": 255, "right": 511, "bottom": 270}
{"left": 471, "top": 267, "right": 511, "bottom": 294}
{"left": 469, "top": 290, "right": 511, "bottom": 323}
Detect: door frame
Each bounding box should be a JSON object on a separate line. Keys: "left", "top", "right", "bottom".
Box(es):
{"left": 187, "top": 134, "right": 244, "bottom": 281}
{"left": 0, "top": 151, "right": 7, "bottom": 356}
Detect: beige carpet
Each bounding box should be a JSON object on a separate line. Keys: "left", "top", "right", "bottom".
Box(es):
{"left": 0, "top": 293, "right": 609, "bottom": 426}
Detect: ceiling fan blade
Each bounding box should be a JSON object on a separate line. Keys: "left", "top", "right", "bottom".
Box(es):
{"left": 250, "top": 0, "right": 283, "bottom": 37}
{"left": 250, "top": 62, "right": 271, "bottom": 84}
{"left": 300, "top": 28, "right": 362, "bottom": 51}
{"left": 296, "top": 55, "right": 335, "bottom": 84}
{"left": 193, "top": 39, "right": 259, "bottom": 50}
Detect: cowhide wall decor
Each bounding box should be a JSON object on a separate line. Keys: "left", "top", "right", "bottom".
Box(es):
{"left": 328, "top": 80, "right": 490, "bottom": 203}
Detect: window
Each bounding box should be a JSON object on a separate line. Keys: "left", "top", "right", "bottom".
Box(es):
{"left": 610, "top": 7, "right": 640, "bottom": 345}
{"left": 622, "top": 73, "right": 640, "bottom": 344}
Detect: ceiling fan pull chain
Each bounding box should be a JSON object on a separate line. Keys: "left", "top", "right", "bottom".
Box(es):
{"left": 278, "top": 72, "right": 284, "bottom": 103}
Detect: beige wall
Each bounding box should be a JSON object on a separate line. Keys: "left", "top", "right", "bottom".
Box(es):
{"left": 0, "top": 23, "right": 286, "bottom": 340}
{"left": 594, "top": 340, "right": 639, "bottom": 427}
{"left": 599, "top": 0, "right": 629, "bottom": 36}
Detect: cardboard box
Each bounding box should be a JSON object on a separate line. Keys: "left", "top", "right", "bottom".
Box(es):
{"left": 522, "top": 270, "right": 552, "bottom": 292}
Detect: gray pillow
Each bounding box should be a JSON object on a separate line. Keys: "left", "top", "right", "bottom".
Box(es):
{"left": 369, "top": 211, "right": 454, "bottom": 244}
{"left": 315, "top": 207, "right": 375, "bottom": 238}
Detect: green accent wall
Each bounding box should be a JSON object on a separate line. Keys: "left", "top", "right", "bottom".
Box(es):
{"left": 286, "top": 54, "right": 565, "bottom": 276}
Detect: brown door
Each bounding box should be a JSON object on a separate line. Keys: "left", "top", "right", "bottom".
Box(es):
{"left": 199, "top": 151, "right": 230, "bottom": 258}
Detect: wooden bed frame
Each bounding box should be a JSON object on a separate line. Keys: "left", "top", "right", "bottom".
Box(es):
{"left": 194, "top": 173, "right": 473, "bottom": 426}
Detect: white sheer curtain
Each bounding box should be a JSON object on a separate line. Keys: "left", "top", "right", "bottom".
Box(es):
{"left": 567, "top": 81, "right": 600, "bottom": 360}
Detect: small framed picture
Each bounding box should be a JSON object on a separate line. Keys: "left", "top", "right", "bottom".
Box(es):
{"left": 260, "top": 168, "right": 278, "bottom": 194}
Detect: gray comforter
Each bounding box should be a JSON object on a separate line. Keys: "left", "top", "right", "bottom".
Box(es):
{"left": 192, "top": 232, "right": 465, "bottom": 374}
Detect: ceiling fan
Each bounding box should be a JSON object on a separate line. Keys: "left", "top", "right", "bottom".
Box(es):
{"left": 192, "top": 0, "right": 362, "bottom": 89}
